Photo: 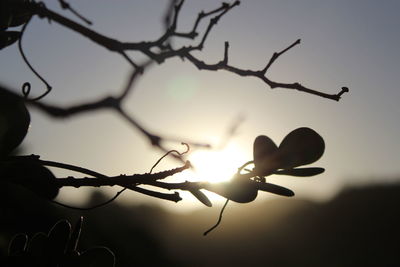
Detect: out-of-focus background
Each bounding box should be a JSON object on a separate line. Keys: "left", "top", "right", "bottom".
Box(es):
{"left": 1, "top": 1, "right": 399, "bottom": 266}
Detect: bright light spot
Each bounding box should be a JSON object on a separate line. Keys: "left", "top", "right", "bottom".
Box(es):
{"left": 183, "top": 142, "right": 249, "bottom": 183}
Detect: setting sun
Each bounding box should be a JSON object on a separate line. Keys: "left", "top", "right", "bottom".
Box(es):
{"left": 183, "top": 142, "right": 249, "bottom": 184}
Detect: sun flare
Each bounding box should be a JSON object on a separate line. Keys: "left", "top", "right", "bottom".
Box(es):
{"left": 183, "top": 143, "right": 249, "bottom": 183}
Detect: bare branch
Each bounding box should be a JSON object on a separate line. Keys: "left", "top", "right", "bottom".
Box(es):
{"left": 54, "top": 162, "right": 191, "bottom": 188}
{"left": 58, "top": 0, "right": 92, "bottom": 25}
{"left": 23, "top": 1, "right": 347, "bottom": 101}
{"left": 262, "top": 39, "right": 301, "bottom": 74}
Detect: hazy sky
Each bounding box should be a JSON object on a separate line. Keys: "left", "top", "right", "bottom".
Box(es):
{"left": 1, "top": 0, "right": 399, "bottom": 211}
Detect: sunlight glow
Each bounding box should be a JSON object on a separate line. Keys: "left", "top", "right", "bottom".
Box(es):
{"left": 184, "top": 142, "right": 249, "bottom": 183}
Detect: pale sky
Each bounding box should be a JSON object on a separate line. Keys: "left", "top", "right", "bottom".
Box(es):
{"left": 1, "top": 0, "right": 399, "bottom": 211}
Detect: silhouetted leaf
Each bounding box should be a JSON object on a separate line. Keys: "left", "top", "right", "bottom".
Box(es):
{"left": 253, "top": 135, "right": 279, "bottom": 175}
{"left": 1, "top": 160, "right": 60, "bottom": 199}
{"left": 8, "top": 233, "right": 27, "bottom": 256}
{"left": 0, "top": 31, "right": 21, "bottom": 49}
{"left": 189, "top": 189, "right": 212, "bottom": 207}
{"left": 204, "top": 180, "right": 258, "bottom": 203}
{"left": 80, "top": 247, "right": 115, "bottom": 267}
{"left": 0, "top": 0, "right": 32, "bottom": 30}
{"left": 256, "top": 182, "right": 294, "bottom": 197}
{"left": 0, "top": 86, "right": 30, "bottom": 157}
{"left": 278, "top": 127, "right": 325, "bottom": 169}
{"left": 274, "top": 167, "right": 325, "bottom": 177}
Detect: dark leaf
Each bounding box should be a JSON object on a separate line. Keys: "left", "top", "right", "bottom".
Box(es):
{"left": 0, "top": 86, "right": 30, "bottom": 157}
{"left": 80, "top": 247, "right": 115, "bottom": 267}
{"left": 8, "top": 233, "right": 28, "bottom": 256}
{"left": 278, "top": 127, "right": 325, "bottom": 169}
{"left": 0, "top": 31, "right": 21, "bottom": 49}
{"left": 274, "top": 167, "right": 325, "bottom": 177}
{"left": 256, "top": 182, "right": 295, "bottom": 197}
{"left": 253, "top": 135, "right": 279, "bottom": 175}
{"left": 0, "top": 2, "right": 13, "bottom": 30}
{"left": 189, "top": 189, "right": 212, "bottom": 207}
{"left": 8, "top": 11, "right": 31, "bottom": 28}
{"left": 203, "top": 180, "right": 258, "bottom": 203}
{"left": 1, "top": 160, "right": 60, "bottom": 199}
{"left": 0, "top": 0, "right": 32, "bottom": 29}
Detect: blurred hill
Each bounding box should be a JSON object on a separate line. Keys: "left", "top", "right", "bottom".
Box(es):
{"left": 161, "top": 182, "right": 400, "bottom": 266}
{"left": 1, "top": 180, "right": 400, "bottom": 266}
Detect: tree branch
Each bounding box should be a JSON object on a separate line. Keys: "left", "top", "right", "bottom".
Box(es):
{"left": 22, "top": 1, "right": 345, "bottom": 103}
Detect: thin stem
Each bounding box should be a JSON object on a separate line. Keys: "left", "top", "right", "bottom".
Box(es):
{"left": 18, "top": 18, "right": 52, "bottom": 100}
{"left": 149, "top": 143, "right": 190, "bottom": 173}
{"left": 51, "top": 188, "right": 126, "bottom": 210}
{"left": 262, "top": 39, "right": 301, "bottom": 74}
{"left": 203, "top": 199, "right": 229, "bottom": 236}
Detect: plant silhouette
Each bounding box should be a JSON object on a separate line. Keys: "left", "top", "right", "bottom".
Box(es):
{"left": 1, "top": 0, "right": 348, "bottom": 265}
{"left": 5, "top": 217, "right": 115, "bottom": 267}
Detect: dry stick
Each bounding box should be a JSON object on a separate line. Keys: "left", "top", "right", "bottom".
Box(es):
{"left": 51, "top": 189, "right": 125, "bottom": 211}
{"left": 50, "top": 171, "right": 186, "bottom": 210}
{"left": 183, "top": 46, "right": 347, "bottom": 101}
{"left": 118, "top": 61, "right": 152, "bottom": 100}
{"left": 112, "top": 143, "right": 190, "bottom": 207}
{"left": 116, "top": 107, "right": 207, "bottom": 162}
{"left": 28, "top": 1, "right": 347, "bottom": 101}
{"left": 116, "top": 107, "right": 162, "bottom": 148}
{"left": 58, "top": 0, "right": 92, "bottom": 25}
{"left": 28, "top": 96, "right": 211, "bottom": 156}
{"left": 181, "top": 1, "right": 239, "bottom": 38}
{"left": 53, "top": 163, "right": 191, "bottom": 188}
{"left": 9, "top": 155, "right": 107, "bottom": 178}
{"left": 262, "top": 39, "right": 301, "bottom": 74}
{"left": 155, "top": 0, "right": 184, "bottom": 46}
{"left": 23, "top": 155, "right": 189, "bottom": 209}
{"left": 22, "top": 0, "right": 344, "bottom": 168}
{"left": 28, "top": 96, "right": 117, "bottom": 117}
{"left": 163, "top": 0, "right": 178, "bottom": 30}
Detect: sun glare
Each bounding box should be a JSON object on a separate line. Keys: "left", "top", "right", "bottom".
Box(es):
{"left": 184, "top": 143, "right": 249, "bottom": 183}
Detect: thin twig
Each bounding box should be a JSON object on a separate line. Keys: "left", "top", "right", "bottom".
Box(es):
{"left": 262, "top": 39, "right": 301, "bottom": 74}
{"left": 58, "top": 0, "right": 92, "bottom": 25}
{"left": 25, "top": 1, "right": 347, "bottom": 101}
{"left": 203, "top": 199, "right": 229, "bottom": 236}
{"left": 18, "top": 18, "right": 52, "bottom": 100}
{"left": 149, "top": 143, "right": 190, "bottom": 173}
{"left": 51, "top": 188, "right": 125, "bottom": 210}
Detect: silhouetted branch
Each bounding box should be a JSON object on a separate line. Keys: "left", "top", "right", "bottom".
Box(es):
{"left": 1, "top": 1, "right": 342, "bottom": 214}
{"left": 11, "top": 0, "right": 348, "bottom": 168}
{"left": 28, "top": 93, "right": 210, "bottom": 158}
{"left": 8, "top": 154, "right": 187, "bottom": 204}
{"left": 183, "top": 42, "right": 347, "bottom": 101}
{"left": 20, "top": 0, "right": 346, "bottom": 101}
{"left": 54, "top": 168, "right": 188, "bottom": 189}
{"left": 262, "top": 39, "right": 301, "bottom": 73}
{"left": 10, "top": 155, "right": 107, "bottom": 178}
{"left": 58, "top": 0, "right": 92, "bottom": 25}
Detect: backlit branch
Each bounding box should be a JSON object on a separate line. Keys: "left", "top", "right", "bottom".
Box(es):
{"left": 12, "top": 0, "right": 348, "bottom": 162}
{"left": 1, "top": 0, "right": 345, "bottom": 211}
{"left": 19, "top": 0, "right": 346, "bottom": 102}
